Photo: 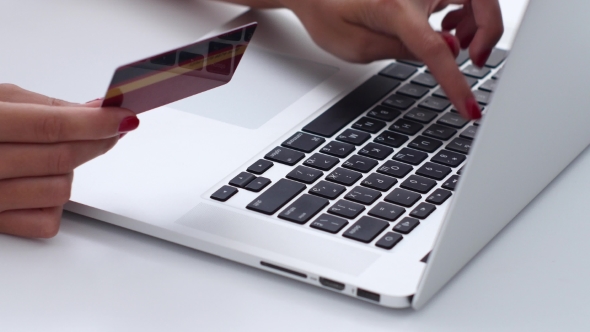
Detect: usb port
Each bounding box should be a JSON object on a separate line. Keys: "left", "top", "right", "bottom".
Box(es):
{"left": 357, "top": 288, "right": 380, "bottom": 302}
{"left": 319, "top": 277, "right": 345, "bottom": 291}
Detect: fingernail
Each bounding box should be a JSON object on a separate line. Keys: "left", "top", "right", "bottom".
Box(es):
{"left": 476, "top": 49, "right": 492, "bottom": 68}
{"left": 466, "top": 97, "right": 482, "bottom": 120}
{"left": 118, "top": 116, "right": 140, "bottom": 133}
{"left": 85, "top": 98, "right": 102, "bottom": 104}
{"left": 441, "top": 34, "right": 459, "bottom": 58}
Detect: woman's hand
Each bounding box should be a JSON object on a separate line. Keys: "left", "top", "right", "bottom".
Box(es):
{"left": 221, "top": 0, "right": 503, "bottom": 119}
{"left": 0, "top": 84, "right": 139, "bottom": 238}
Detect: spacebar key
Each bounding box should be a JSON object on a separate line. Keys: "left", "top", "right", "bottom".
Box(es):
{"left": 247, "top": 179, "right": 306, "bottom": 215}
{"left": 302, "top": 75, "right": 401, "bottom": 137}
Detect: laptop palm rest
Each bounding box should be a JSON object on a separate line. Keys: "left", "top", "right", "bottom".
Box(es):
{"left": 176, "top": 203, "right": 379, "bottom": 276}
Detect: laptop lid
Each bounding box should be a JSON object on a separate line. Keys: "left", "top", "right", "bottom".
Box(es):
{"left": 414, "top": 0, "right": 590, "bottom": 308}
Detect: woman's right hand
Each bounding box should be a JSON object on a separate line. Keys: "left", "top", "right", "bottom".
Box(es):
{"left": 0, "top": 84, "right": 140, "bottom": 238}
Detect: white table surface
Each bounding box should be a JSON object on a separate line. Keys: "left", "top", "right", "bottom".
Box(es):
{"left": 3, "top": 1, "right": 590, "bottom": 331}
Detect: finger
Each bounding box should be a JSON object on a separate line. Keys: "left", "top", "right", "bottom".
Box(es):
{"left": 0, "top": 137, "right": 118, "bottom": 180}
{"left": 0, "top": 207, "right": 62, "bottom": 238}
{"left": 84, "top": 99, "right": 103, "bottom": 108}
{"left": 469, "top": 0, "right": 504, "bottom": 67}
{"left": 0, "top": 84, "right": 77, "bottom": 106}
{"left": 441, "top": 8, "right": 467, "bottom": 31}
{"left": 388, "top": 3, "right": 481, "bottom": 119}
{"left": 336, "top": 26, "right": 419, "bottom": 63}
{"left": 454, "top": 12, "right": 478, "bottom": 49}
{"left": 0, "top": 173, "right": 73, "bottom": 212}
{"left": 0, "top": 102, "right": 139, "bottom": 143}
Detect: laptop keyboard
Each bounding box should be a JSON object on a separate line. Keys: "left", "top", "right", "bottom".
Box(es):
{"left": 211, "top": 48, "right": 508, "bottom": 250}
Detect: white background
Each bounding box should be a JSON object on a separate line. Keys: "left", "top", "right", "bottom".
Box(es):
{"left": 3, "top": 1, "right": 590, "bottom": 331}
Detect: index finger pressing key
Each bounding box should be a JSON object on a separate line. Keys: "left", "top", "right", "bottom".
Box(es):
{"left": 387, "top": 3, "right": 482, "bottom": 120}
{"left": 0, "top": 102, "right": 139, "bottom": 143}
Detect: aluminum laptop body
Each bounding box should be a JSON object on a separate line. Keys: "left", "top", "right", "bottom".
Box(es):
{"left": 67, "top": 0, "right": 590, "bottom": 309}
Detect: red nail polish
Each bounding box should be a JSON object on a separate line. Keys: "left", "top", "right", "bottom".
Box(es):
{"left": 118, "top": 116, "right": 140, "bottom": 133}
{"left": 441, "top": 34, "right": 459, "bottom": 57}
{"left": 466, "top": 97, "right": 482, "bottom": 120}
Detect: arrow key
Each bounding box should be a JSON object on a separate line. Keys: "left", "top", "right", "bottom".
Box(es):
{"left": 211, "top": 185, "right": 239, "bottom": 202}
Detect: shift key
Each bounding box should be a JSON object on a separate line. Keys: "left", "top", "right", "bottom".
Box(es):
{"left": 247, "top": 179, "right": 306, "bottom": 215}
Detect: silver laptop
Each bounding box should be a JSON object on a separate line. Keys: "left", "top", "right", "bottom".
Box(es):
{"left": 66, "top": 0, "right": 590, "bottom": 309}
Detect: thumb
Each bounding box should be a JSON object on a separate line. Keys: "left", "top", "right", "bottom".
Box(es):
{"left": 0, "top": 84, "right": 77, "bottom": 106}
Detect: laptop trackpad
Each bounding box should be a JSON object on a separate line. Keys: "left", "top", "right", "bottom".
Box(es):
{"left": 176, "top": 203, "right": 380, "bottom": 276}
{"left": 166, "top": 47, "right": 338, "bottom": 129}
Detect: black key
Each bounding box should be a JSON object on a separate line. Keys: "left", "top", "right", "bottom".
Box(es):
{"left": 460, "top": 126, "right": 478, "bottom": 140}
{"left": 417, "top": 162, "right": 452, "bottom": 180}
{"left": 401, "top": 175, "right": 437, "bottom": 194}
{"left": 375, "top": 232, "right": 404, "bottom": 249}
{"left": 352, "top": 117, "right": 386, "bottom": 134}
{"left": 321, "top": 141, "right": 355, "bottom": 158}
{"left": 382, "top": 94, "right": 415, "bottom": 110}
{"left": 473, "top": 90, "right": 492, "bottom": 105}
{"left": 343, "top": 155, "right": 379, "bottom": 173}
{"left": 343, "top": 216, "right": 389, "bottom": 243}
{"left": 455, "top": 49, "right": 470, "bottom": 66}
{"left": 247, "top": 179, "right": 306, "bottom": 215}
{"left": 279, "top": 194, "right": 329, "bottom": 224}
{"left": 328, "top": 200, "right": 365, "bottom": 219}
{"left": 367, "top": 106, "right": 401, "bottom": 122}
{"left": 389, "top": 119, "right": 423, "bottom": 136}
{"left": 393, "top": 148, "right": 428, "bottom": 165}
{"left": 423, "top": 124, "right": 457, "bottom": 141}
{"left": 463, "top": 65, "right": 491, "bottom": 79}
{"left": 309, "top": 181, "right": 346, "bottom": 200}
{"left": 368, "top": 202, "right": 405, "bottom": 222}
{"left": 465, "top": 76, "right": 479, "bottom": 87}
{"left": 437, "top": 113, "right": 469, "bottom": 129}
{"left": 359, "top": 143, "right": 394, "bottom": 160}
{"left": 397, "top": 84, "right": 429, "bottom": 99}
{"left": 287, "top": 166, "right": 324, "bottom": 184}
{"left": 303, "top": 76, "right": 401, "bottom": 137}
{"left": 310, "top": 214, "right": 349, "bottom": 234}
{"left": 408, "top": 136, "right": 443, "bottom": 153}
{"left": 426, "top": 189, "right": 453, "bottom": 205}
{"left": 447, "top": 138, "right": 472, "bottom": 154}
{"left": 479, "top": 79, "right": 498, "bottom": 92}
{"left": 379, "top": 63, "right": 417, "bottom": 80}
{"left": 337, "top": 128, "right": 371, "bottom": 145}
{"left": 247, "top": 159, "right": 273, "bottom": 175}
{"left": 431, "top": 150, "right": 466, "bottom": 167}
{"left": 345, "top": 186, "right": 382, "bottom": 205}
{"left": 492, "top": 68, "right": 503, "bottom": 80}
{"left": 485, "top": 48, "right": 508, "bottom": 68}
{"left": 432, "top": 88, "right": 448, "bottom": 99}
{"left": 245, "top": 177, "right": 272, "bottom": 192}
{"left": 211, "top": 185, "right": 238, "bottom": 202}
{"left": 326, "top": 167, "right": 363, "bottom": 186}
{"left": 303, "top": 153, "right": 339, "bottom": 171}
{"left": 404, "top": 108, "right": 438, "bottom": 124}
{"left": 229, "top": 172, "right": 256, "bottom": 188}
{"left": 397, "top": 59, "right": 424, "bottom": 67}
{"left": 419, "top": 97, "right": 451, "bottom": 112}
{"left": 385, "top": 188, "right": 421, "bottom": 207}
{"left": 442, "top": 175, "right": 460, "bottom": 191}
{"left": 374, "top": 130, "right": 410, "bottom": 148}
{"left": 282, "top": 132, "right": 325, "bottom": 153}
{"left": 410, "top": 202, "right": 437, "bottom": 219}
{"left": 361, "top": 173, "right": 397, "bottom": 191}
{"left": 411, "top": 73, "right": 437, "bottom": 88}
{"left": 377, "top": 160, "right": 413, "bottom": 178}
{"left": 393, "top": 218, "right": 420, "bottom": 235}
{"left": 265, "top": 147, "right": 305, "bottom": 166}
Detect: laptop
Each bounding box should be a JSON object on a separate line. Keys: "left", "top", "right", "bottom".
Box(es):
{"left": 66, "top": 0, "right": 590, "bottom": 309}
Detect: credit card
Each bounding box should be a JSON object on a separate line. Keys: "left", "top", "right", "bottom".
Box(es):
{"left": 102, "top": 22, "right": 257, "bottom": 114}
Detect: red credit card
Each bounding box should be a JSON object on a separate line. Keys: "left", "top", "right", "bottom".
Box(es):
{"left": 102, "top": 23, "right": 257, "bottom": 114}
